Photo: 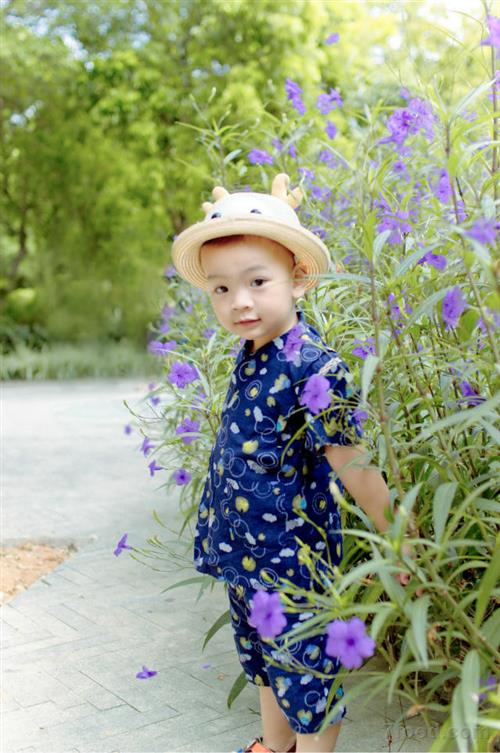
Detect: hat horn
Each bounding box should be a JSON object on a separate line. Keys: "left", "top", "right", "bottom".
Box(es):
{"left": 272, "top": 173, "right": 302, "bottom": 209}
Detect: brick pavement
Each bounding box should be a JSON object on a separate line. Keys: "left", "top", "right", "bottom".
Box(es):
{"left": 1, "top": 379, "right": 439, "bottom": 752}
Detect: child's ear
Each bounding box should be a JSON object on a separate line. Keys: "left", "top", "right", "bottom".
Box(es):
{"left": 292, "top": 262, "right": 310, "bottom": 296}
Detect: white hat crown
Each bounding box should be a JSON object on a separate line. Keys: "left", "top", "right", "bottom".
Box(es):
{"left": 203, "top": 191, "right": 302, "bottom": 227}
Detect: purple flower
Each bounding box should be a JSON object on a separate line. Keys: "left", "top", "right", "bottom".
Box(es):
{"left": 353, "top": 407, "right": 368, "bottom": 426}
{"left": 377, "top": 209, "right": 412, "bottom": 245}
{"left": 203, "top": 327, "right": 216, "bottom": 339}
{"left": 288, "top": 144, "right": 297, "bottom": 158}
{"left": 297, "top": 167, "right": 315, "bottom": 184}
{"left": 378, "top": 97, "right": 436, "bottom": 150}
{"left": 159, "top": 321, "right": 170, "bottom": 334}
{"left": 124, "top": 424, "right": 132, "bottom": 435}
{"left": 113, "top": 533, "right": 133, "bottom": 557}
{"left": 478, "top": 675, "right": 497, "bottom": 701}
{"left": 283, "top": 324, "right": 305, "bottom": 362}
{"left": 162, "top": 305, "right": 175, "bottom": 320}
{"left": 392, "top": 159, "right": 411, "bottom": 182}
{"left": 442, "top": 286, "right": 467, "bottom": 331}
{"left": 325, "top": 120, "right": 337, "bottom": 139}
{"left": 175, "top": 418, "right": 200, "bottom": 444}
{"left": 248, "top": 590, "right": 287, "bottom": 639}
{"left": 148, "top": 340, "right": 177, "bottom": 356}
{"left": 318, "top": 149, "right": 337, "bottom": 168}
{"left": 285, "top": 78, "right": 306, "bottom": 115}
{"left": 136, "top": 665, "right": 157, "bottom": 679}
{"left": 400, "top": 87, "right": 411, "bottom": 100}
{"left": 326, "top": 32, "right": 340, "bottom": 44}
{"left": 311, "top": 226, "right": 327, "bottom": 240}
{"left": 477, "top": 307, "right": 500, "bottom": 333}
{"left": 352, "top": 338, "right": 375, "bottom": 360}
{"left": 316, "top": 88, "right": 343, "bottom": 114}
{"left": 299, "top": 374, "right": 332, "bottom": 415}
{"left": 459, "top": 381, "right": 485, "bottom": 408}
{"left": 148, "top": 460, "right": 163, "bottom": 476}
{"left": 172, "top": 468, "right": 192, "bottom": 485}
{"left": 325, "top": 617, "right": 376, "bottom": 669}
{"left": 168, "top": 362, "right": 199, "bottom": 387}
{"left": 164, "top": 265, "right": 177, "bottom": 278}
{"left": 417, "top": 250, "right": 447, "bottom": 270}
{"left": 480, "top": 15, "right": 500, "bottom": 59}
{"left": 465, "top": 218, "right": 498, "bottom": 245}
{"left": 248, "top": 149, "right": 273, "bottom": 166}
{"left": 272, "top": 138, "right": 283, "bottom": 151}
{"left": 430, "top": 168, "right": 452, "bottom": 203}
{"left": 141, "top": 437, "right": 155, "bottom": 457}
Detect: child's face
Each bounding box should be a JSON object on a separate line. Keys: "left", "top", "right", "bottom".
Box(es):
{"left": 200, "top": 236, "right": 309, "bottom": 352}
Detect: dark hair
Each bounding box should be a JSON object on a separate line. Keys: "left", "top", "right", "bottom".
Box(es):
{"left": 200, "top": 234, "right": 296, "bottom": 262}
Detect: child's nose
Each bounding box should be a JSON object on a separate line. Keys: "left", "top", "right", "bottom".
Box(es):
{"left": 232, "top": 288, "right": 254, "bottom": 309}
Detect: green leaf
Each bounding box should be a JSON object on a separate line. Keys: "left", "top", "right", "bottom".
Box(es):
{"left": 406, "top": 595, "right": 430, "bottom": 666}
{"left": 226, "top": 670, "right": 248, "bottom": 709}
{"left": 223, "top": 148, "right": 242, "bottom": 165}
{"left": 474, "top": 533, "right": 500, "bottom": 627}
{"left": 451, "top": 77, "right": 499, "bottom": 121}
{"left": 160, "top": 576, "right": 208, "bottom": 593}
{"left": 459, "top": 651, "right": 480, "bottom": 748}
{"left": 451, "top": 681, "right": 469, "bottom": 753}
{"left": 373, "top": 229, "right": 392, "bottom": 264}
{"left": 202, "top": 608, "right": 231, "bottom": 650}
{"left": 481, "top": 608, "right": 500, "bottom": 649}
{"left": 360, "top": 353, "right": 379, "bottom": 405}
{"left": 433, "top": 482, "right": 457, "bottom": 544}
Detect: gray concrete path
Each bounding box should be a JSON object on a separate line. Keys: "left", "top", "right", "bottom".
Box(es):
{"left": 1, "top": 379, "right": 440, "bottom": 752}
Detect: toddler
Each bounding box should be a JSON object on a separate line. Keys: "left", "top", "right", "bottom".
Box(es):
{"left": 171, "top": 174, "right": 392, "bottom": 753}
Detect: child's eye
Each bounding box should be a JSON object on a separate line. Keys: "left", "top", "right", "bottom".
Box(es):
{"left": 213, "top": 279, "right": 267, "bottom": 295}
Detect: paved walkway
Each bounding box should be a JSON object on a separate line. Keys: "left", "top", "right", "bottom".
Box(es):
{"left": 1, "top": 379, "right": 439, "bottom": 752}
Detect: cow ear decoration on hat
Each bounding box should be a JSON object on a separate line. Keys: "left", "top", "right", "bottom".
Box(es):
{"left": 271, "top": 173, "right": 303, "bottom": 209}
{"left": 201, "top": 173, "right": 302, "bottom": 216}
{"left": 201, "top": 186, "right": 230, "bottom": 216}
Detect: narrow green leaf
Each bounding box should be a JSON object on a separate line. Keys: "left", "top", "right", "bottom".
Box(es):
{"left": 481, "top": 608, "right": 500, "bottom": 649}
{"left": 451, "top": 682, "right": 469, "bottom": 753}
{"left": 226, "top": 670, "right": 248, "bottom": 709}
{"left": 460, "top": 651, "right": 480, "bottom": 747}
{"left": 161, "top": 576, "right": 208, "bottom": 593}
{"left": 373, "top": 229, "right": 392, "bottom": 263}
{"left": 407, "top": 595, "right": 430, "bottom": 667}
{"left": 475, "top": 533, "right": 500, "bottom": 627}
{"left": 433, "top": 482, "right": 457, "bottom": 544}
{"left": 202, "top": 609, "right": 231, "bottom": 650}
{"left": 451, "top": 78, "right": 499, "bottom": 120}
{"left": 360, "top": 354, "right": 379, "bottom": 405}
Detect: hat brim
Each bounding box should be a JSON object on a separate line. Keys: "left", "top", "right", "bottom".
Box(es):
{"left": 171, "top": 217, "right": 331, "bottom": 292}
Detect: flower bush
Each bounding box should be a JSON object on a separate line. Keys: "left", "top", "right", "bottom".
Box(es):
{"left": 124, "top": 10, "right": 499, "bottom": 753}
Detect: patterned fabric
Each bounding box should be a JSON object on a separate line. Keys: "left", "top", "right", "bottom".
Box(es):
{"left": 228, "top": 582, "right": 347, "bottom": 734}
{"left": 194, "top": 307, "right": 364, "bottom": 590}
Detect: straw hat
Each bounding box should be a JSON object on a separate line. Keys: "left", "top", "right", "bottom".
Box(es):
{"left": 171, "top": 173, "right": 332, "bottom": 292}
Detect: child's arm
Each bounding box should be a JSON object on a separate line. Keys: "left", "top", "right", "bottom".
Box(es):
{"left": 324, "top": 444, "right": 392, "bottom": 533}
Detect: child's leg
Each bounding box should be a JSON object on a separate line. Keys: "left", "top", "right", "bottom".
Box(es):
{"left": 259, "top": 686, "right": 296, "bottom": 752}
{"left": 295, "top": 721, "right": 342, "bottom": 752}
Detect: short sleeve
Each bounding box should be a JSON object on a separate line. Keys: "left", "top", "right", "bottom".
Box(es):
{"left": 297, "top": 350, "right": 364, "bottom": 456}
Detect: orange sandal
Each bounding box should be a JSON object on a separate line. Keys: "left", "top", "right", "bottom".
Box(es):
{"left": 237, "top": 736, "right": 296, "bottom": 752}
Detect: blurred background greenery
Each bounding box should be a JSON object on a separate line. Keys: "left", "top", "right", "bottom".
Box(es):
{"left": 0, "top": 0, "right": 492, "bottom": 377}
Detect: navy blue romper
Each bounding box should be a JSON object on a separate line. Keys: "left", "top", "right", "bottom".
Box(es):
{"left": 194, "top": 307, "right": 364, "bottom": 733}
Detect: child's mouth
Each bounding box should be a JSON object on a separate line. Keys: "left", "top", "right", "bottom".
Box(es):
{"left": 237, "top": 319, "right": 260, "bottom": 326}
